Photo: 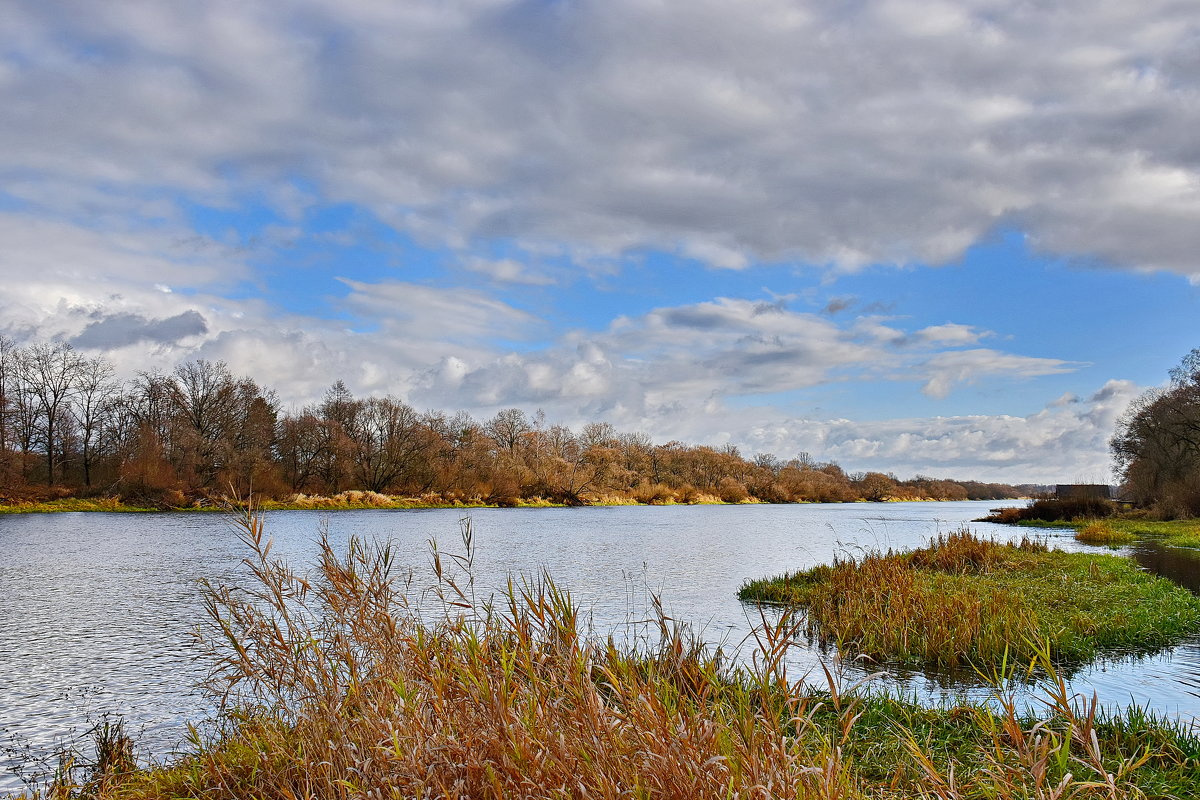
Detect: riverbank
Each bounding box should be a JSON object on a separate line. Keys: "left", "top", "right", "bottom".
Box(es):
{"left": 0, "top": 492, "right": 1028, "bottom": 514}
{"left": 738, "top": 530, "right": 1200, "bottom": 670}
{"left": 0, "top": 494, "right": 688, "bottom": 514}
{"left": 1019, "top": 516, "right": 1200, "bottom": 550}
{"left": 15, "top": 517, "right": 1200, "bottom": 800}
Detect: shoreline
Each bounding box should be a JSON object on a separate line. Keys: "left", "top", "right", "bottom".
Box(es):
{"left": 0, "top": 495, "right": 1029, "bottom": 515}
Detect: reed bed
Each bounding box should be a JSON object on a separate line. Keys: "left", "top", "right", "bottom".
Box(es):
{"left": 22, "top": 515, "right": 1200, "bottom": 799}
{"left": 1076, "top": 522, "right": 1136, "bottom": 546}
{"left": 739, "top": 530, "right": 1200, "bottom": 670}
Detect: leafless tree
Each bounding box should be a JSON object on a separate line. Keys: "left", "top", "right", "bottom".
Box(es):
{"left": 22, "top": 341, "right": 85, "bottom": 484}
{"left": 70, "top": 355, "right": 120, "bottom": 487}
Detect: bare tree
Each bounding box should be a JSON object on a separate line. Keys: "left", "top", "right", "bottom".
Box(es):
{"left": 346, "top": 397, "right": 434, "bottom": 493}
{"left": 170, "top": 360, "right": 238, "bottom": 487}
{"left": 70, "top": 355, "right": 120, "bottom": 487}
{"left": 0, "top": 336, "right": 16, "bottom": 483}
{"left": 486, "top": 408, "right": 530, "bottom": 453}
{"left": 22, "top": 341, "right": 84, "bottom": 484}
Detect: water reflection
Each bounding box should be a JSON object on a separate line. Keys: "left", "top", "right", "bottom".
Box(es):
{"left": 2, "top": 502, "right": 1199, "bottom": 794}
{"left": 1131, "top": 542, "right": 1200, "bottom": 593}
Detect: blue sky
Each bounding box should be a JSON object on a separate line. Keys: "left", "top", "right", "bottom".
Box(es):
{"left": 2, "top": 0, "right": 1199, "bottom": 482}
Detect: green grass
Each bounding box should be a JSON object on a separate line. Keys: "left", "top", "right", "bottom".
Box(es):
{"left": 18, "top": 512, "right": 1200, "bottom": 800}
{"left": 739, "top": 530, "right": 1200, "bottom": 670}
{"left": 0, "top": 497, "right": 161, "bottom": 514}
{"left": 1075, "top": 520, "right": 1137, "bottom": 545}
{"left": 1019, "top": 516, "right": 1200, "bottom": 549}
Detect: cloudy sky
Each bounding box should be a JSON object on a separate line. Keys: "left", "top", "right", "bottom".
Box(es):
{"left": 3, "top": 0, "right": 1199, "bottom": 482}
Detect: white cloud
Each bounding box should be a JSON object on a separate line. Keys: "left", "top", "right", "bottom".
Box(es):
{"left": 2, "top": 1, "right": 1200, "bottom": 274}
{"left": 0, "top": 2, "right": 1175, "bottom": 482}
{"left": 464, "top": 257, "right": 556, "bottom": 286}
{"left": 918, "top": 349, "right": 1082, "bottom": 399}
{"left": 909, "top": 323, "right": 990, "bottom": 347}
{"left": 727, "top": 380, "right": 1142, "bottom": 483}
{"left": 407, "top": 297, "right": 1087, "bottom": 440}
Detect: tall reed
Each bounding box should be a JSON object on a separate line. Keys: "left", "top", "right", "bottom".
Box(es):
{"left": 29, "top": 511, "right": 1200, "bottom": 799}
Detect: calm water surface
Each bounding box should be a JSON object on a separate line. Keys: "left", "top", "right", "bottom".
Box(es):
{"left": 2, "top": 501, "right": 1199, "bottom": 791}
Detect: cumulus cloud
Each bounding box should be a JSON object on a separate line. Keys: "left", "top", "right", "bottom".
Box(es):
{"left": 1, "top": 1, "right": 1199, "bottom": 274}
{"left": 0, "top": 2, "right": 1175, "bottom": 482}
{"left": 408, "top": 296, "right": 1087, "bottom": 429}
{"left": 701, "top": 380, "right": 1143, "bottom": 483}
{"left": 71, "top": 310, "right": 208, "bottom": 349}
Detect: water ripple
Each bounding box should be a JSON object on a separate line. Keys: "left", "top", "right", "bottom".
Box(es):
{"left": 2, "top": 502, "right": 1197, "bottom": 793}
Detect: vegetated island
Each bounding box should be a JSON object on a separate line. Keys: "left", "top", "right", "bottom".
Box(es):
{"left": 13, "top": 511, "right": 1200, "bottom": 800}
{"left": 0, "top": 338, "right": 1037, "bottom": 513}
{"left": 986, "top": 497, "right": 1200, "bottom": 551}
{"left": 738, "top": 530, "right": 1200, "bottom": 671}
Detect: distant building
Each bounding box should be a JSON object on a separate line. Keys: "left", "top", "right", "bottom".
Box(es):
{"left": 1055, "top": 484, "right": 1112, "bottom": 500}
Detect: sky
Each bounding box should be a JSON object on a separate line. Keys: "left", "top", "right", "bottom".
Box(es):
{"left": 2, "top": 0, "right": 1199, "bottom": 483}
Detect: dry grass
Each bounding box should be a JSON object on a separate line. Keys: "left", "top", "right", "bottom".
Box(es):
{"left": 740, "top": 530, "right": 1200, "bottom": 670}
{"left": 23, "top": 513, "right": 1200, "bottom": 799}
{"left": 1076, "top": 522, "right": 1136, "bottom": 546}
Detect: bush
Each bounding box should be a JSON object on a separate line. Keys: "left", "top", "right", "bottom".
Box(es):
{"left": 633, "top": 483, "right": 675, "bottom": 505}
{"left": 1015, "top": 496, "right": 1115, "bottom": 522}
{"left": 716, "top": 478, "right": 750, "bottom": 504}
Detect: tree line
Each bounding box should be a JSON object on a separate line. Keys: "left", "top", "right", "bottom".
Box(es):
{"left": 0, "top": 337, "right": 1030, "bottom": 507}
{"left": 1112, "top": 347, "right": 1200, "bottom": 517}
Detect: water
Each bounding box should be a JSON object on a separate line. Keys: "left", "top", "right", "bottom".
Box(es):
{"left": 2, "top": 501, "right": 1199, "bottom": 792}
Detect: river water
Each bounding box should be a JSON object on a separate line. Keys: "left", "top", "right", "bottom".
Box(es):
{"left": 2, "top": 501, "right": 1199, "bottom": 792}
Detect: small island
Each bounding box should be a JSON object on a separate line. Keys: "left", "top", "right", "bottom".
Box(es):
{"left": 739, "top": 529, "right": 1200, "bottom": 670}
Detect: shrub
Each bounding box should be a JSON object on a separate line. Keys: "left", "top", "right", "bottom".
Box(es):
{"left": 716, "top": 477, "right": 750, "bottom": 503}
{"left": 633, "top": 482, "right": 675, "bottom": 504}
{"left": 990, "top": 496, "right": 1116, "bottom": 523}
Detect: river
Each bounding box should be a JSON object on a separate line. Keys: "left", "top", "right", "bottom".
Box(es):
{"left": 2, "top": 501, "right": 1199, "bottom": 792}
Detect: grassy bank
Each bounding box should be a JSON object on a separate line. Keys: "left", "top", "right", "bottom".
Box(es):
{"left": 18, "top": 513, "right": 1200, "bottom": 800}
{"left": 0, "top": 497, "right": 162, "bottom": 514}
{"left": 1016, "top": 517, "right": 1200, "bottom": 550}
{"left": 739, "top": 530, "right": 1200, "bottom": 670}
{"left": 0, "top": 489, "right": 755, "bottom": 514}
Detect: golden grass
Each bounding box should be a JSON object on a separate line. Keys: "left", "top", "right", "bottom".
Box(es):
{"left": 741, "top": 530, "right": 1200, "bottom": 670}
{"left": 1076, "top": 521, "right": 1136, "bottom": 546}
{"left": 20, "top": 514, "right": 1200, "bottom": 799}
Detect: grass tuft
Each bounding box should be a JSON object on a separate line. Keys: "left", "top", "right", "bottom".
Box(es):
{"left": 1076, "top": 520, "right": 1136, "bottom": 545}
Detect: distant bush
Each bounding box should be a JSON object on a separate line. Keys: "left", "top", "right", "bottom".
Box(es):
{"left": 633, "top": 483, "right": 675, "bottom": 505}
{"left": 1013, "top": 496, "right": 1116, "bottom": 522}
{"left": 716, "top": 478, "right": 750, "bottom": 503}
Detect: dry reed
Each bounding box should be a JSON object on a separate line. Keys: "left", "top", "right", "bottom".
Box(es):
{"left": 27, "top": 512, "right": 1200, "bottom": 799}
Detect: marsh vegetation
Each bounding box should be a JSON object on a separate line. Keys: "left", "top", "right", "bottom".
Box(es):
{"left": 15, "top": 512, "right": 1200, "bottom": 800}
{"left": 739, "top": 530, "right": 1200, "bottom": 671}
